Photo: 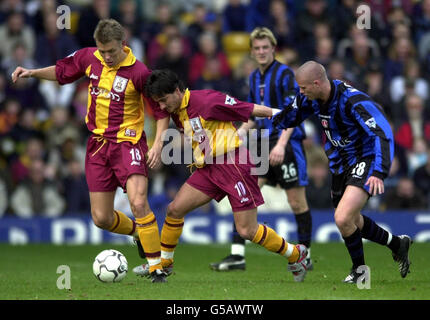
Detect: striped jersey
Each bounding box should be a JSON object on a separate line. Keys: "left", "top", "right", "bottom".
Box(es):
{"left": 55, "top": 46, "right": 168, "bottom": 144}
{"left": 275, "top": 80, "right": 394, "bottom": 177}
{"left": 170, "top": 89, "right": 254, "bottom": 167}
{"left": 248, "top": 60, "right": 305, "bottom": 140}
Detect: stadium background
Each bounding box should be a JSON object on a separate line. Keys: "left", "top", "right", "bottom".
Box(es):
{"left": 0, "top": 0, "right": 430, "bottom": 244}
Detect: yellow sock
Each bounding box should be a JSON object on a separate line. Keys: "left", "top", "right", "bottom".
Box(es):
{"left": 160, "top": 216, "right": 184, "bottom": 267}
{"left": 251, "top": 224, "right": 299, "bottom": 263}
{"left": 135, "top": 212, "right": 162, "bottom": 273}
{"left": 109, "top": 210, "right": 136, "bottom": 235}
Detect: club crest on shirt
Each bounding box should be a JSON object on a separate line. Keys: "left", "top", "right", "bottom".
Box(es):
{"left": 113, "top": 75, "right": 128, "bottom": 93}
{"left": 321, "top": 119, "right": 329, "bottom": 128}
{"left": 189, "top": 117, "right": 203, "bottom": 133}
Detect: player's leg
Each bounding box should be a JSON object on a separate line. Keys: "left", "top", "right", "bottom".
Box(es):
{"left": 286, "top": 186, "right": 313, "bottom": 269}
{"left": 359, "top": 213, "right": 412, "bottom": 278}
{"left": 233, "top": 208, "right": 308, "bottom": 282}
{"left": 209, "top": 178, "right": 268, "bottom": 272}
{"left": 132, "top": 182, "right": 212, "bottom": 277}
{"left": 161, "top": 182, "right": 212, "bottom": 267}
{"left": 126, "top": 173, "right": 166, "bottom": 281}
{"left": 334, "top": 185, "right": 369, "bottom": 283}
{"left": 86, "top": 137, "right": 136, "bottom": 237}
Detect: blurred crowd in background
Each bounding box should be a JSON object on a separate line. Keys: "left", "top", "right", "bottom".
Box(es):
{"left": 0, "top": 0, "right": 430, "bottom": 218}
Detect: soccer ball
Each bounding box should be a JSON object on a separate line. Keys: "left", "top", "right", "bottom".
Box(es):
{"left": 93, "top": 249, "right": 128, "bottom": 283}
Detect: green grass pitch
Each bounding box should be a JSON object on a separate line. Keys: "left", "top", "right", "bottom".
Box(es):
{"left": 0, "top": 242, "right": 429, "bottom": 300}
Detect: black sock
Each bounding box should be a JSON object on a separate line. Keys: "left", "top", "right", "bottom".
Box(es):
{"left": 361, "top": 215, "right": 400, "bottom": 252}
{"left": 232, "top": 222, "right": 245, "bottom": 245}
{"left": 294, "top": 210, "right": 312, "bottom": 248}
{"left": 342, "top": 228, "right": 365, "bottom": 270}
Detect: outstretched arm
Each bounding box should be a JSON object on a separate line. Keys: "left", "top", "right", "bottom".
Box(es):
{"left": 11, "top": 65, "right": 57, "bottom": 83}
{"left": 147, "top": 116, "right": 170, "bottom": 170}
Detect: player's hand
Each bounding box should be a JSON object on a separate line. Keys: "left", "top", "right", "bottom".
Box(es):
{"left": 269, "top": 144, "right": 285, "bottom": 166}
{"left": 365, "top": 176, "right": 385, "bottom": 196}
{"left": 147, "top": 142, "right": 163, "bottom": 170}
{"left": 11, "top": 66, "right": 32, "bottom": 83}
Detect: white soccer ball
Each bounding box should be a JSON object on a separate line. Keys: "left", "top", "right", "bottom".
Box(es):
{"left": 93, "top": 249, "right": 128, "bottom": 283}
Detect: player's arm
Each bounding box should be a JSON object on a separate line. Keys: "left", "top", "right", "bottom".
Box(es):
{"left": 237, "top": 119, "right": 256, "bottom": 138}
{"left": 352, "top": 101, "right": 393, "bottom": 195}
{"left": 11, "top": 65, "right": 57, "bottom": 83}
{"left": 273, "top": 95, "right": 316, "bottom": 129}
{"left": 269, "top": 128, "right": 293, "bottom": 166}
{"left": 251, "top": 104, "right": 281, "bottom": 118}
{"left": 147, "top": 116, "right": 170, "bottom": 170}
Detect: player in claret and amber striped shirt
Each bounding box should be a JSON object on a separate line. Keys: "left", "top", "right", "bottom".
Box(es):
{"left": 132, "top": 69, "right": 309, "bottom": 282}
{"left": 11, "top": 19, "right": 170, "bottom": 283}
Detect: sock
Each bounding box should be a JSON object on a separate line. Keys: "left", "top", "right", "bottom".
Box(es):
{"left": 360, "top": 215, "right": 401, "bottom": 252}
{"left": 231, "top": 222, "right": 245, "bottom": 256}
{"left": 135, "top": 212, "right": 162, "bottom": 273}
{"left": 160, "top": 216, "right": 184, "bottom": 268}
{"left": 251, "top": 224, "right": 299, "bottom": 263}
{"left": 109, "top": 210, "right": 136, "bottom": 235}
{"left": 294, "top": 210, "right": 312, "bottom": 248}
{"left": 342, "top": 227, "right": 365, "bottom": 269}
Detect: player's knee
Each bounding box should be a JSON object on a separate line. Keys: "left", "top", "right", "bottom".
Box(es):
{"left": 129, "top": 198, "right": 148, "bottom": 216}
{"left": 166, "top": 201, "right": 185, "bottom": 219}
{"left": 91, "top": 212, "right": 113, "bottom": 230}
{"left": 334, "top": 213, "right": 352, "bottom": 231}
{"left": 235, "top": 224, "right": 254, "bottom": 240}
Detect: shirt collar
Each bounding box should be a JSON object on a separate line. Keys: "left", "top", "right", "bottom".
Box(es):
{"left": 176, "top": 88, "right": 190, "bottom": 113}
{"left": 94, "top": 46, "right": 136, "bottom": 69}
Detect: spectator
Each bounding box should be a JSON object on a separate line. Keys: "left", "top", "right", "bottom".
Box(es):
{"left": 314, "top": 37, "right": 334, "bottom": 68}
{"left": 188, "top": 31, "right": 231, "bottom": 87}
{"left": 230, "top": 56, "right": 257, "bottom": 102}
{"left": 0, "top": 11, "right": 35, "bottom": 61}
{"left": 141, "top": 1, "right": 174, "bottom": 49}
{"left": 10, "top": 136, "right": 45, "bottom": 185}
{"left": 413, "top": 143, "right": 430, "bottom": 208}
{"left": 0, "top": 173, "right": 8, "bottom": 217}
{"left": 305, "top": 150, "right": 332, "bottom": 209}
{"left": 112, "top": 0, "right": 145, "bottom": 37}
{"left": 34, "top": 10, "right": 79, "bottom": 67}
{"left": 363, "top": 63, "right": 392, "bottom": 119}
{"left": 0, "top": 98, "right": 20, "bottom": 136}
{"left": 10, "top": 158, "right": 65, "bottom": 217}
{"left": 155, "top": 35, "right": 190, "bottom": 87}
{"left": 75, "top": 0, "right": 111, "bottom": 47}
{"left": 295, "top": 0, "right": 335, "bottom": 57}
{"left": 3, "top": 42, "right": 46, "bottom": 111}
{"left": 412, "top": 0, "right": 430, "bottom": 44}
{"left": 62, "top": 158, "right": 90, "bottom": 214}
{"left": 146, "top": 22, "right": 191, "bottom": 69}
{"left": 389, "top": 59, "right": 429, "bottom": 105}
{"left": 383, "top": 176, "right": 428, "bottom": 210}
{"left": 339, "top": 28, "right": 381, "bottom": 85}
{"left": 394, "top": 94, "right": 430, "bottom": 152}
{"left": 222, "top": 0, "right": 248, "bottom": 33}
{"left": 194, "top": 56, "right": 232, "bottom": 93}
{"left": 384, "top": 37, "right": 417, "bottom": 83}
{"left": 186, "top": 3, "right": 208, "bottom": 54}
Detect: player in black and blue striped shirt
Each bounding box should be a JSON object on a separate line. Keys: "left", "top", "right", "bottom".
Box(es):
{"left": 274, "top": 61, "right": 413, "bottom": 283}
{"left": 210, "top": 28, "right": 313, "bottom": 281}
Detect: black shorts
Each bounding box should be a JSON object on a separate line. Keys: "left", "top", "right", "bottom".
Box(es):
{"left": 331, "top": 157, "right": 375, "bottom": 208}
{"left": 258, "top": 138, "right": 308, "bottom": 190}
